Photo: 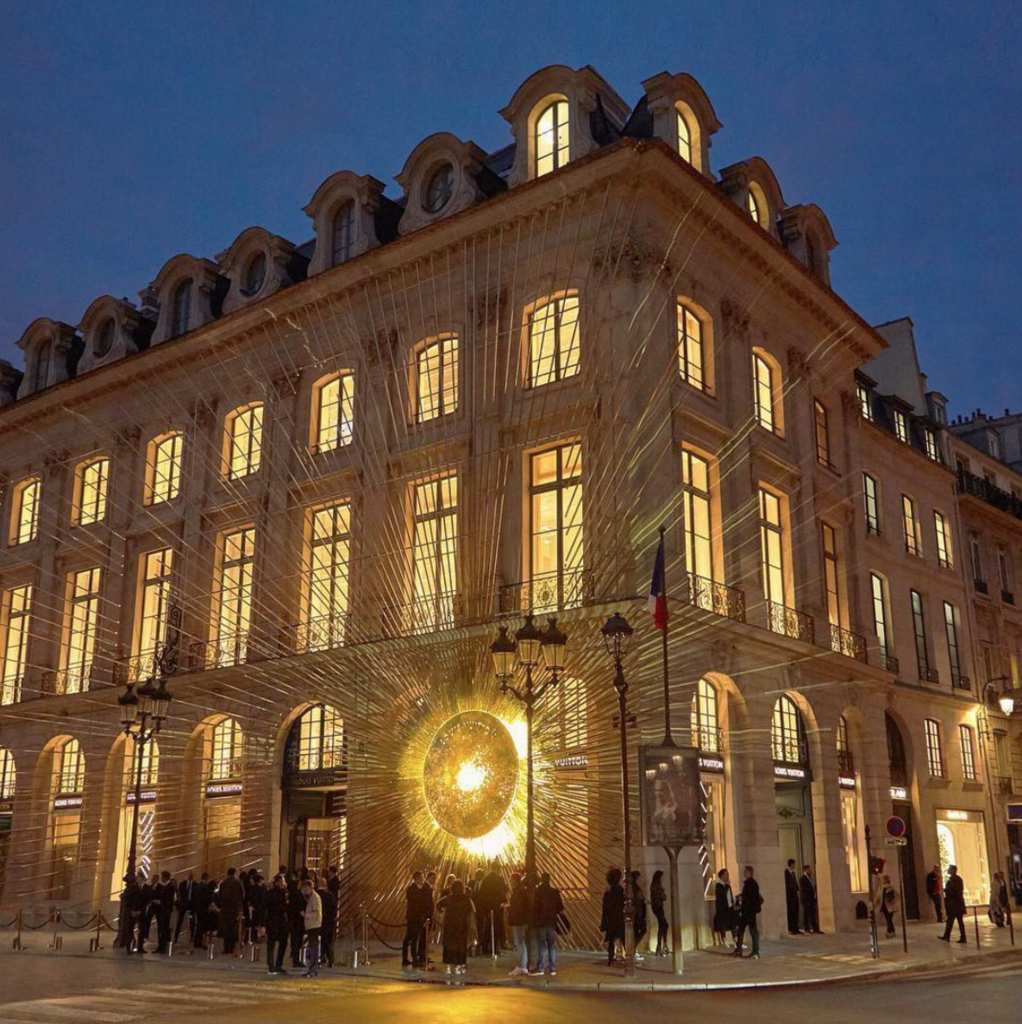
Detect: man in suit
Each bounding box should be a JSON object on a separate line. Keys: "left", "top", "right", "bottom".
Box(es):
{"left": 925, "top": 865, "right": 944, "bottom": 922}
{"left": 402, "top": 870, "right": 432, "bottom": 968}
{"left": 217, "top": 867, "right": 246, "bottom": 955}
{"left": 734, "top": 865, "right": 763, "bottom": 959}
{"left": 784, "top": 859, "right": 801, "bottom": 934}
{"left": 939, "top": 864, "right": 967, "bottom": 943}
{"left": 800, "top": 865, "right": 820, "bottom": 934}
{"left": 154, "top": 871, "right": 176, "bottom": 953}
{"left": 192, "top": 873, "right": 212, "bottom": 949}
{"left": 173, "top": 873, "right": 195, "bottom": 947}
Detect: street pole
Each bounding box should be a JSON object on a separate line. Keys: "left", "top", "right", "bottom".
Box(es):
{"left": 524, "top": 669, "right": 535, "bottom": 890}
{"left": 615, "top": 662, "right": 636, "bottom": 977}
{"left": 864, "top": 825, "right": 879, "bottom": 959}
{"left": 665, "top": 846, "right": 684, "bottom": 975}
{"left": 125, "top": 725, "right": 147, "bottom": 879}
{"left": 899, "top": 878, "right": 908, "bottom": 953}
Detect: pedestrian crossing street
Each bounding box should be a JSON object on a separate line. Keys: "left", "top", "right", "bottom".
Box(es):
{"left": 0, "top": 976, "right": 400, "bottom": 1023}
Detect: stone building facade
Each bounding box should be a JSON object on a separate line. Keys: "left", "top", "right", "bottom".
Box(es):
{"left": 0, "top": 63, "right": 1018, "bottom": 949}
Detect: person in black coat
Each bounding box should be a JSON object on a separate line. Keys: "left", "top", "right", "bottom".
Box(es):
{"left": 264, "top": 874, "right": 290, "bottom": 974}
{"left": 629, "top": 871, "right": 648, "bottom": 953}
{"left": 402, "top": 870, "right": 432, "bottom": 968}
{"left": 116, "top": 873, "right": 139, "bottom": 952}
{"left": 925, "top": 865, "right": 944, "bottom": 922}
{"left": 248, "top": 873, "right": 267, "bottom": 943}
{"left": 940, "top": 864, "right": 967, "bottom": 943}
{"left": 784, "top": 859, "right": 801, "bottom": 934}
{"left": 600, "top": 867, "right": 626, "bottom": 966}
{"left": 734, "top": 865, "right": 762, "bottom": 958}
{"left": 650, "top": 870, "right": 669, "bottom": 956}
{"left": 173, "top": 874, "right": 195, "bottom": 946}
{"left": 154, "top": 871, "right": 176, "bottom": 953}
{"left": 217, "top": 867, "right": 245, "bottom": 955}
{"left": 192, "top": 873, "right": 212, "bottom": 949}
{"left": 317, "top": 880, "right": 337, "bottom": 967}
{"left": 800, "top": 865, "right": 820, "bottom": 934}
{"left": 713, "top": 868, "right": 737, "bottom": 947}
{"left": 286, "top": 875, "right": 306, "bottom": 967}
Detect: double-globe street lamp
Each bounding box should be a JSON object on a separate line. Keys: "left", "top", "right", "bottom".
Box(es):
{"left": 490, "top": 613, "right": 567, "bottom": 891}
{"left": 117, "top": 608, "right": 180, "bottom": 879}
{"left": 601, "top": 610, "right": 636, "bottom": 977}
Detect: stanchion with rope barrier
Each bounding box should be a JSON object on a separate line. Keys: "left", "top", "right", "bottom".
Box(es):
{"left": 8, "top": 909, "right": 23, "bottom": 951}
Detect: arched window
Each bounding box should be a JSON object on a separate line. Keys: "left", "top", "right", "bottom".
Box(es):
{"left": 242, "top": 252, "right": 267, "bottom": 296}
{"left": 752, "top": 348, "right": 782, "bottom": 434}
{"left": 677, "top": 302, "right": 705, "bottom": 390}
{"left": 771, "top": 696, "right": 805, "bottom": 765}
{"left": 535, "top": 100, "right": 569, "bottom": 177}
{"left": 526, "top": 293, "right": 580, "bottom": 387}
{"left": 74, "top": 457, "right": 110, "bottom": 526}
{"left": 312, "top": 372, "right": 355, "bottom": 453}
{"left": 0, "top": 746, "right": 15, "bottom": 800}
{"left": 209, "top": 719, "right": 243, "bottom": 781}
{"left": 94, "top": 319, "right": 116, "bottom": 358}
{"left": 746, "top": 184, "right": 767, "bottom": 227}
{"left": 676, "top": 108, "right": 692, "bottom": 164}
{"left": 415, "top": 335, "right": 459, "bottom": 422}
{"left": 125, "top": 737, "right": 159, "bottom": 789}
{"left": 34, "top": 342, "right": 51, "bottom": 391}
{"left": 9, "top": 477, "right": 41, "bottom": 545}
{"left": 145, "top": 432, "right": 184, "bottom": 505}
{"left": 331, "top": 202, "right": 355, "bottom": 265}
{"left": 171, "top": 279, "right": 193, "bottom": 336}
{"left": 297, "top": 704, "right": 344, "bottom": 771}
{"left": 836, "top": 715, "right": 853, "bottom": 773}
{"left": 57, "top": 738, "right": 85, "bottom": 794}
{"left": 224, "top": 403, "right": 264, "bottom": 479}
{"left": 691, "top": 678, "right": 719, "bottom": 752}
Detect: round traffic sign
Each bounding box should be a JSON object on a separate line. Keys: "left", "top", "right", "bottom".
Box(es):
{"left": 886, "top": 815, "right": 907, "bottom": 838}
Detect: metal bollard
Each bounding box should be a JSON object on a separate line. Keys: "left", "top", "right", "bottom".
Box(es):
{"left": 361, "top": 909, "right": 372, "bottom": 967}
{"left": 207, "top": 936, "right": 216, "bottom": 960}
{"left": 13, "top": 909, "right": 23, "bottom": 951}
{"left": 490, "top": 910, "right": 498, "bottom": 963}
{"left": 49, "top": 912, "right": 63, "bottom": 951}
{"left": 973, "top": 906, "right": 981, "bottom": 948}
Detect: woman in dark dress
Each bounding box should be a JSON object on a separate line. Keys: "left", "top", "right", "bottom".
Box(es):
{"left": 438, "top": 879, "right": 475, "bottom": 976}
{"left": 713, "top": 867, "right": 737, "bottom": 947}
{"left": 650, "top": 870, "right": 669, "bottom": 956}
{"left": 629, "top": 870, "right": 648, "bottom": 954}
{"left": 600, "top": 867, "right": 626, "bottom": 965}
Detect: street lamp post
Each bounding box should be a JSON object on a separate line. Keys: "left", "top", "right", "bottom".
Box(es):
{"left": 490, "top": 614, "right": 566, "bottom": 890}
{"left": 602, "top": 611, "right": 635, "bottom": 977}
{"left": 117, "top": 610, "right": 179, "bottom": 879}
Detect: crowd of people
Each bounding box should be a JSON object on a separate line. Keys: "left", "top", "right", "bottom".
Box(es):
{"left": 116, "top": 864, "right": 342, "bottom": 977}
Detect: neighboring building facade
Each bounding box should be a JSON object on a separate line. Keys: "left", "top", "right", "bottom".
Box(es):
{"left": 0, "top": 64, "right": 1017, "bottom": 950}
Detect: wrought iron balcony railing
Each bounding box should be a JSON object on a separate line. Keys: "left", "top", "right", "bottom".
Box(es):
{"left": 828, "top": 623, "right": 867, "bottom": 662}
{"left": 951, "top": 672, "right": 971, "bottom": 691}
{"left": 956, "top": 468, "right": 1022, "bottom": 521}
{"left": 498, "top": 567, "right": 591, "bottom": 616}
{"left": 1003, "top": 590, "right": 1015, "bottom": 606}
{"left": 287, "top": 613, "right": 350, "bottom": 654}
{"left": 681, "top": 573, "right": 746, "bottom": 623}
{"left": 766, "top": 601, "right": 815, "bottom": 644}
{"left": 921, "top": 667, "right": 940, "bottom": 684}
{"left": 837, "top": 749, "right": 855, "bottom": 775}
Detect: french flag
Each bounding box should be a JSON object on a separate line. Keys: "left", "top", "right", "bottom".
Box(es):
{"left": 648, "top": 536, "right": 668, "bottom": 630}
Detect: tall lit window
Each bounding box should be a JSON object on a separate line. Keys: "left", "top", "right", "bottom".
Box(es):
{"left": 61, "top": 567, "right": 101, "bottom": 694}
{"left": 1, "top": 584, "right": 32, "bottom": 705}
{"left": 998, "top": 546, "right": 1012, "bottom": 592}
{"left": 970, "top": 533, "right": 984, "bottom": 583}
{"left": 210, "top": 718, "right": 242, "bottom": 780}
{"left": 331, "top": 201, "right": 355, "bottom": 265}
{"left": 924, "top": 719, "right": 944, "bottom": 777}
{"left": 298, "top": 704, "right": 344, "bottom": 771}
{"left": 758, "top": 488, "right": 787, "bottom": 608}
{"left": 924, "top": 429, "right": 939, "bottom": 462}
{"left": 171, "top": 279, "right": 192, "bottom": 336}
{"left": 304, "top": 502, "right": 350, "bottom": 651}
{"left": 943, "top": 602, "right": 964, "bottom": 686}
{"left": 125, "top": 737, "right": 159, "bottom": 789}
{"left": 934, "top": 511, "right": 953, "bottom": 569}
{"left": 676, "top": 109, "right": 692, "bottom": 163}
{"left": 752, "top": 352, "right": 778, "bottom": 432}
{"left": 863, "top": 473, "right": 880, "bottom": 535}
{"left": 530, "top": 443, "right": 583, "bottom": 612}
{"left": 212, "top": 527, "right": 256, "bottom": 667}
{"left": 959, "top": 724, "right": 976, "bottom": 782}
{"left": 74, "top": 457, "right": 109, "bottom": 526}
{"left": 902, "top": 495, "right": 921, "bottom": 556}
{"left": 691, "top": 677, "right": 719, "bottom": 752}
{"left": 224, "top": 403, "right": 263, "bottom": 479}
{"left": 135, "top": 549, "right": 173, "bottom": 680}
{"left": 312, "top": 373, "right": 355, "bottom": 453}
{"left": 527, "top": 294, "right": 580, "bottom": 387}
{"left": 534, "top": 100, "right": 569, "bottom": 177}
{"left": 145, "top": 432, "right": 183, "bottom": 505}
{"left": 0, "top": 746, "right": 14, "bottom": 800}
{"left": 57, "top": 738, "right": 85, "bottom": 794}
{"left": 746, "top": 188, "right": 762, "bottom": 225}
{"left": 821, "top": 523, "right": 841, "bottom": 629}
{"left": 910, "top": 589, "right": 931, "bottom": 680}
{"left": 870, "top": 573, "right": 892, "bottom": 663}
{"left": 771, "top": 695, "right": 803, "bottom": 764}
{"left": 10, "top": 477, "right": 41, "bottom": 545}
{"left": 416, "top": 335, "right": 459, "bottom": 422}
{"left": 681, "top": 449, "right": 713, "bottom": 583}
{"left": 856, "top": 382, "right": 873, "bottom": 421}
{"left": 837, "top": 715, "right": 852, "bottom": 770}
{"left": 893, "top": 410, "right": 909, "bottom": 443}
{"left": 676, "top": 303, "right": 705, "bottom": 390}
{"left": 411, "top": 475, "right": 458, "bottom": 632}
{"left": 814, "top": 400, "right": 831, "bottom": 467}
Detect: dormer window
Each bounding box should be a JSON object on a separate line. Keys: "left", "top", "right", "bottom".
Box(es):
{"left": 94, "top": 319, "right": 116, "bottom": 358}
{"left": 747, "top": 187, "right": 765, "bottom": 227}
{"left": 423, "top": 164, "right": 454, "bottom": 213}
{"left": 535, "top": 100, "right": 569, "bottom": 177}
{"left": 331, "top": 202, "right": 355, "bottom": 266}
{"left": 243, "top": 252, "right": 267, "bottom": 296}
{"left": 171, "top": 279, "right": 192, "bottom": 337}
{"left": 893, "top": 410, "right": 909, "bottom": 443}
{"left": 676, "top": 108, "right": 692, "bottom": 164}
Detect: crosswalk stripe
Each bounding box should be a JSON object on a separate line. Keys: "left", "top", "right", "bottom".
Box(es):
{"left": 0, "top": 1001, "right": 132, "bottom": 1023}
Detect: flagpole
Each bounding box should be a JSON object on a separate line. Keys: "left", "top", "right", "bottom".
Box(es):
{"left": 659, "top": 524, "right": 676, "bottom": 747}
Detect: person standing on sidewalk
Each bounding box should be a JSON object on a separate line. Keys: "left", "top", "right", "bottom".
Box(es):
{"left": 173, "top": 873, "right": 195, "bottom": 947}
{"left": 533, "top": 872, "right": 565, "bottom": 976}
{"left": 734, "top": 865, "right": 762, "bottom": 959}
{"left": 650, "top": 870, "right": 669, "bottom": 956}
{"left": 217, "top": 867, "right": 245, "bottom": 955}
{"left": 800, "top": 864, "right": 820, "bottom": 934}
{"left": 875, "top": 874, "right": 898, "bottom": 937}
{"left": 600, "top": 867, "right": 626, "bottom": 966}
{"left": 784, "top": 859, "right": 801, "bottom": 934}
{"left": 316, "top": 876, "right": 337, "bottom": 967}
{"left": 939, "top": 864, "right": 967, "bottom": 943}
{"left": 714, "top": 868, "right": 737, "bottom": 948}
{"left": 402, "top": 870, "right": 431, "bottom": 968}
{"left": 990, "top": 871, "right": 1010, "bottom": 927}
{"left": 154, "top": 870, "right": 176, "bottom": 953}
{"left": 438, "top": 879, "right": 474, "bottom": 978}
{"left": 300, "top": 879, "right": 322, "bottom": 977}
{"left": 265, "top": 874, "right": 290, "bottom": 975}
{"left": 287, "top": 874, "right": 305, "bottom": 968}
{"left": 926, "top": 865, "right": 944, "bottom": 922}
{"left": 506, "top": 872, "right": 532, "bottom": 976}
{"left": 629, "top": 870, "right": 648, "bottom": 956}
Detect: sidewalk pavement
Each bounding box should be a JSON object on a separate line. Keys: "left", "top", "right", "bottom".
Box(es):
{"left": 1, "top": 916, "right": 1018, "bottom": 992}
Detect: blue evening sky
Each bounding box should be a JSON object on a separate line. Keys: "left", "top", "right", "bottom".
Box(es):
{"left": 1, "top": 2, "right": 1019, "bottom": 415}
